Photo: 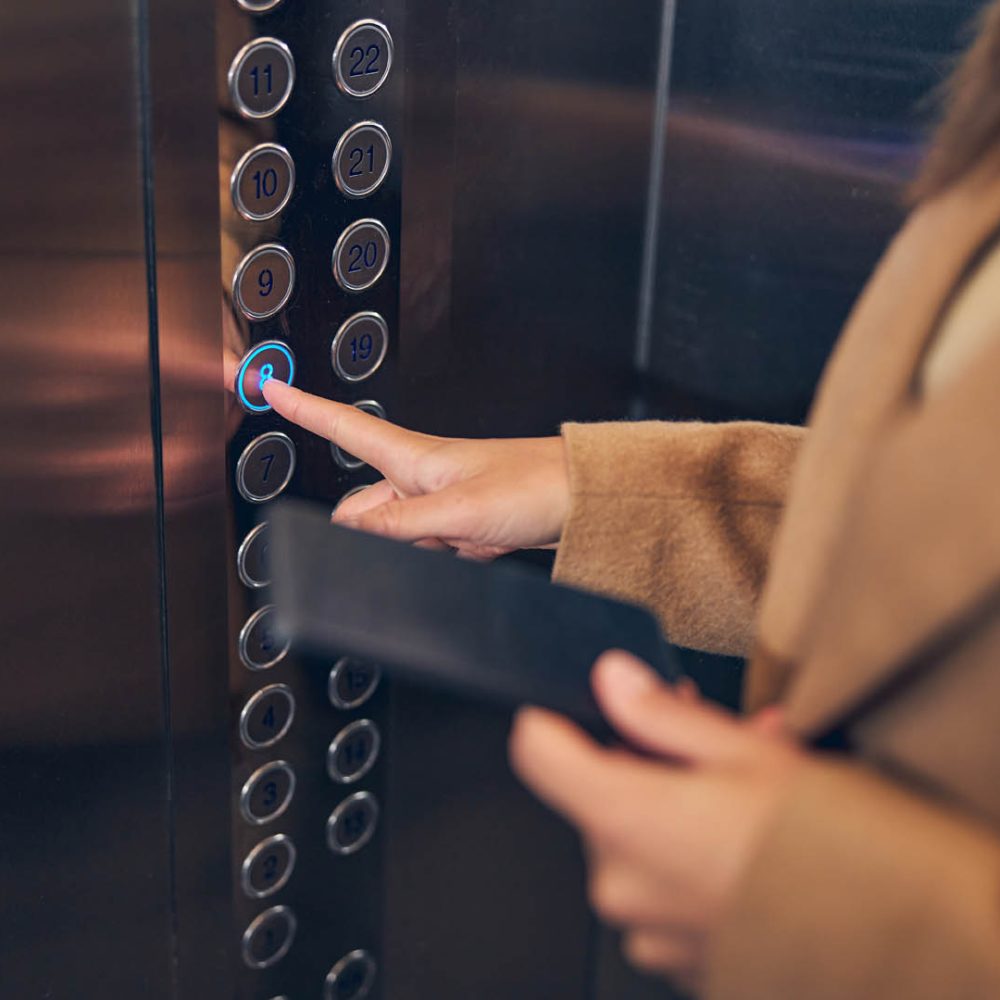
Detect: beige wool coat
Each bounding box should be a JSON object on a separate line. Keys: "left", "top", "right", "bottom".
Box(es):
{"left": 553, "top": 166, "right": 1000, "bottom": 998}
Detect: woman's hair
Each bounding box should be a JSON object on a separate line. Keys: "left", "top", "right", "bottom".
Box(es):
{"left": 913, "top": 1, "right": 1000, "bottom": 201}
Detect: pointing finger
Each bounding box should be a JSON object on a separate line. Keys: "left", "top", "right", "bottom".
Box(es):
{"left": 262, "top": 379, "right": 434, "bottom": 479}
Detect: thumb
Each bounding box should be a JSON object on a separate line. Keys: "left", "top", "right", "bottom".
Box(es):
{"left": 342, "top": 486, "right": 479, "bottom": 545}
{"left": 592, "top": 651, "right": 750, "bottom": 765}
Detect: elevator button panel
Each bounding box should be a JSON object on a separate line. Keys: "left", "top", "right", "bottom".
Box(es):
{"left": 236, "top": 432, "right": 295, "bottom": 503}
{"left": 239, "top": 605, "right": 290, "bottom": 671}
{"left": 242, "top": 834, "right": 298, "bottom": 899}
{"left": 235, "top": 341, "right": 296, "bottom": 413}
{"left": 229, "top": 37, "right": 295, "bottom": 118}
{"left": 242, "top": 905, "right": 297, "bottom": 969}
{"left": 233, "top": 244, "right": 295, "bottom": 321}
{"left": 324, "top": 950, "right": 378, "bottom": 1000}
{"left": 333, "top": 20, "right": 394, "bottom": 98}
{"left": 332, "top": 400, "right": 386, "bottom": 470}
{"left": 333, "top": 219, "right": 390, "bottom": 293}
{"left": 327, "top": 791, "right": 379, "bottom": 856}
{"left": 328, "top": 658, "right": 381, "bottom": 710}
{"left": 333, "top": 121, "right": 392, "bottom": 198}
{"left": 327, "top": 720, "right": 381, "bottom": 785}
{"left": 332, "top": 312, "right": 389, "bottom": 383}
{"left": 237, "top": 522, "right": 271, "bottom": 589}
{"left": 221, "top": 4, "right": 400, "bottom": 995}
{"left": 232, "top": 143, "right": 295, "bottom": 222}
{"left": 240, "top": 684, "right": 296, "bottom": 749}
{"left": 241, "top": 760, "right": 296, "bottom": 826}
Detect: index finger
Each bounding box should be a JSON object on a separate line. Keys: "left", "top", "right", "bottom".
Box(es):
{"left": 262, "top": 379, "right": 430, "bottom": 477}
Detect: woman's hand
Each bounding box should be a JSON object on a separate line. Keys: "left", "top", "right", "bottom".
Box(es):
{"left": 261, "top": 379, "right": 570, "bottom": 559}
{"left": 509, "top": 652, "right": 805, "bottom": 994}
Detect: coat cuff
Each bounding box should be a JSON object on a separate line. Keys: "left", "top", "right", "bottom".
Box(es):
{"left": 705, "top": 758, "right": 1000, "bottom": 999}
{"left": 553, "top": 420, "right": 803, "bottom": 657}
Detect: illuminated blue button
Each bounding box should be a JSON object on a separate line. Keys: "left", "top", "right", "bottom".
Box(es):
{"left": 235, "top": 340, "right": 295, "bottom": 413}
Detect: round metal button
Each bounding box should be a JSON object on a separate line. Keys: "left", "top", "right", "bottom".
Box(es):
{"left": 324, "top": 950, "right": 377, "bottom": 1000}
{"left": 231, "top": 143, "right": 295, "bottom": 222}
{"left": 328, "top": 658, "right": 381, "bottom": 709}
{"left": 332, "top": 484, "right": 373, "bottom": 518}
{"left": 236, "top": 0, "right": 284, "bottom": 11}
{"left": 241, "top": 905, "right": 297, "bottom": 969}
{"left": 237, "top": 522, "right": 271, "bottom": 589}
{"left": 240, "top": 683, "right": 295, "bottom": 749}
{"left": 327, "top": 792, "right": 379, "bottom": 856}
{"left": 235, "top": 340, "right": 295, "bottom": 413}
{"left": 228, "top": 37, "right": 295, "bottom": 119}
{"left": 333, "top": 20, "right": 393, "bottom": 99}
{"left": 331, "top": 312, "right": 388, "bottom": 383}
{"left": 239, "top": 604, "right": 290, "bottom": 671}
{"left": 233, "top": 243, "right": 295, "bottom": 321}
{"left": 327, "top": 719, "right": 380, "bottom": 785}
{"left": 332, "top": 400, "right": 385, "bottom": 470}
{"left": 332, "top": 219, "right": 390, "bottom": 293}
{"left": 241, "top": 833, "right": 297, "bottom": 899}
{"left": 332, "top": 121, "right": 392, "bottom": 198}
{"left": 236, "top": 432, "right": 296, "bottom": 503}
{"left": 240, "top": 760, "right": 296, "bottom": 825}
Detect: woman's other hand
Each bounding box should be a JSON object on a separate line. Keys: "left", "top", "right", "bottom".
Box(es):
{"left": 261, "top": 379, "right": 570, "bottom": 559}
{"left": 509, "top": 652, "right": 804, "bottom": 994}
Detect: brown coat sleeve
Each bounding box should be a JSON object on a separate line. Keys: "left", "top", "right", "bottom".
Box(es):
{"left": 552, "top": 421, "right": 805, "bottom": 657}
{"left": 706, "top": 758, "right": 1000, "bottom": 999}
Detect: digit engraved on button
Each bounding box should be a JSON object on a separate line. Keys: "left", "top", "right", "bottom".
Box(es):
{"left": 241, "top": 905, "right": 297, "bottom": 969}
{"left": 239, "top": 604, "right": 290, "bottom": 671}
{"left": 241, "top": 760, "right": 296, "bottom": 825}
{"left": 233, "top": 243, "right": 295, "bottom": 321}
{"left": 231, "top": 143, "right": 295, "bottom": 221}
{"left": 240, "top": 683, "right": 295, "bottom": 749}
{"left": 326, "top": 791, "right": 379, "bottom": 856}
{"left": 333, "top": 20, "right": 394, "bottom": 99}
{"left": 327, "top": 719, "right": 380, "bottom": 784}
{"left": 331, "top": 312, "right": 388, "bottom": 383}
{"left": 236, "top": 432, "right": 295, "bottom": 503}
{"left": 332, "top": 121, "right": 392, "bottom": 198}
{"left": 229, "top": 37, "right": 295, "bottom": 119}
{"left": 241, "top": 833, "right": 297, "bottom": 899}
{"left": 328, "top": 658, "right": 381, "bottom": 709}
{"left": 332, "top": 219, "right": 390, "bottom": 293}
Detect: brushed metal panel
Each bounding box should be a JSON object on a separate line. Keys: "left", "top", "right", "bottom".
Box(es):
{"left": 0, "top": 3, "right": 174, "bottom": 997}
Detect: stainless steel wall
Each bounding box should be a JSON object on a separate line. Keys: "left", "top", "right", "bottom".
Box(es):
{"left": 0, "top": 2, "right": 231, "bottom": 996}
{"left": 0, "top": 4, "right": 176, "bottom": 996}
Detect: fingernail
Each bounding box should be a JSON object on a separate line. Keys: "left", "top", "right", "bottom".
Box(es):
{"left": 598, "top": 654, "right": 657, "bottom": 701}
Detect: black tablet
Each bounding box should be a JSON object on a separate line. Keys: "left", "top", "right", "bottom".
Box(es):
{"left": 269, "top": 499, "right": 679, "bottom": 734}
